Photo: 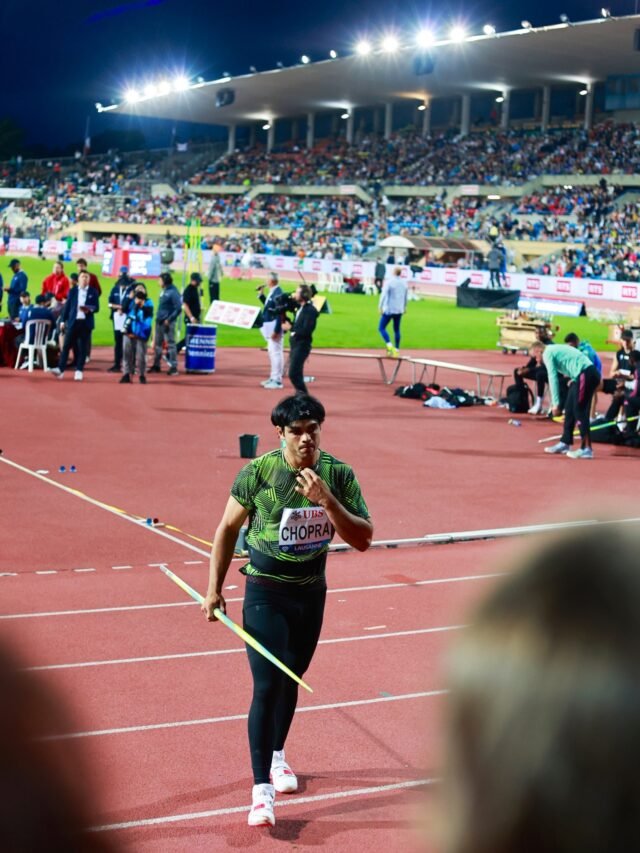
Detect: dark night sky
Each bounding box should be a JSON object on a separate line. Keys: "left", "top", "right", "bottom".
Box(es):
{"left": 1, "top": 0, "right": 636, "bottom": 151}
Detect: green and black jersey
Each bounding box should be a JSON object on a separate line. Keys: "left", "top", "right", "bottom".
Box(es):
{"left": 231, "top": 449, "right": 370, "bottom": 586}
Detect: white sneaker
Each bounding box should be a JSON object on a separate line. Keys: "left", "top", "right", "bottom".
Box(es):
{"left": 74, "top": 370, "right": 84, "bottom": 381}
{"left": 260, "top": 379, "right": 272, "bottom": 386}
{"left": 271, "top": 750, "right": 298, "bottom": 793}
{"left": 263, "top": 380, "right": 284, "bottom": 389}
{"left": 544, "top": 442, "right": 569, "bottom": 455}
{"left": 50, "top": 367, "right": 62, "bottom": 377}
{"left": 567, "top": 447, "right": 594, "bottom": 459}
{"left": 528, "top": 401, "right": 542, "bottom": 415}
{"left": 247, "top": 783, "right": 275, "bottom": 827}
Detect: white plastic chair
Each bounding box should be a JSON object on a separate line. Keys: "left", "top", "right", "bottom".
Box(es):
{"left": 14, "top": 319, "right": 51, "bottom": 372}
{"left": 316, "top": 272, "right": 329, "bottom": 292}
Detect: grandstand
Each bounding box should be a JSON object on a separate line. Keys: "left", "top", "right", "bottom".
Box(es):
{"left": 3, "top": 14, "right": 640, "bottom": 303}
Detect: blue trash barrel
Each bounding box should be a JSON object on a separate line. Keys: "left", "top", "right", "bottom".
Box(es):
{"left": 185, "top": 324, "right": 216, "bottom": 373}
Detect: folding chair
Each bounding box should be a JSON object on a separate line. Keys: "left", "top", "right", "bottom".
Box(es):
{"left": 14, "top": 319, "right": 51, "bottom": 372}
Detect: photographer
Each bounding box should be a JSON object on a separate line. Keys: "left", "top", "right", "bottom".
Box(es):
{"left": 282, "top": 284, "right": 318, "bottom": 394}
{"left": 257, "top": 272, "right": 284, "bottom": 390}
{"left": 107, "top": 265, "right": 135, "bottom": 373}
{"left": 119, "top": 285, "right": 153, "bottom": 385}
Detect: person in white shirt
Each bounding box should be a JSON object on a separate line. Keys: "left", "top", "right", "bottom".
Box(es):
{"left": 378, "top": 267, "right": 408, "bottom": 357}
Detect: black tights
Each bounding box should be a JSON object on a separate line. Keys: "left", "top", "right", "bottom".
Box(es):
{"left": 243, "top": 581, "right": 326, "bottom": 784}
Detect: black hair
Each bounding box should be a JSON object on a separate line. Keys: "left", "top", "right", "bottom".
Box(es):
{"left": 160, "top": 272, "right": 173, "bottom": 286}
{"left": 271, "top": 394, "right": 326, "bottom": 429}
{"left": 621, "top": 329, "right": 634, "bottom": 341}
{"left": 564, "top": 332, "right": 579, "bottom": 345}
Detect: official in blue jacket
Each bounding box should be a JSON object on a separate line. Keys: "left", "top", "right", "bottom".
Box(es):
{"left": 52, "top": 271, "right": 99, "bottom": 381}
{"left": 5, "top": 259, "right": 28, "bottom": 320}
{"left": 149, "top": 272, "right": 181, "bottom": 376}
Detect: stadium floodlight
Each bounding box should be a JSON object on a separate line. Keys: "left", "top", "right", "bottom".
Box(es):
{"left": 124, "top": 88, "right": 140, "bottom": 103}
{"left": 157, "top": 80, "right": 171, "bottom": 96}
{"left": 144, "top": 83, "right": 158, "bottom": 98}
{"left": 381, "top": 35, "right": 400, "bottom": 52}
{"left": 341, "top": 112, "right": 350, "bottom": 119}
{"left": 173, "top": 76, "right": 190, "bottom": 92}
{"left": 416, "top": 28, "right": 435, "bottom": 48}
{"left": 579, "top": 88, "right": 588, "bottom": 96}
{"left": 601, "top": 7, "right": 611, "bottom": 16}
{"left": 262, "top": 122, "right": 271, "bottom": 130}
{"left": 196, "top": 76, "right": 205, "bottom": 84}
{"left": 417, "top": 104, "right": 427, "bottom": 111}
{"left": 495, "top": 95, "right": 505, "bottom": 103}
{"left": 249, "top": 65, "right": 257, "bottom": 73}
{"left": 483, "top": 24, "right": 496, "bottom": 35}
{"left": 355, "top": 39, "right": 372, "bottom": 56}
{"left": 329, "top": 49, "right": 338, "bottom": 59}
{"left": 449, "top": 25, "right": 466, "bottom": 42}
{"left": 559, "top": 13, "right": 569, "bottom": 23}
{"left": 301, "top": 55, "right": 310, "bottom": 64}
{"left": 521, "top": 20, "right": 532, "bottom": 29}
{"left": 95, "top": 102, "right": 103, "bottom": 112}
{"left": 276, "top": 61, "right": 284, "bottom": 68}
{"left": 221, "top": 71, "right": 231, "bottom": 79}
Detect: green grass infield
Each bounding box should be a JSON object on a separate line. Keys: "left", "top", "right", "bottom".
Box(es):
{"left": 7, "top": 256, "right": 617, "bottom": 353}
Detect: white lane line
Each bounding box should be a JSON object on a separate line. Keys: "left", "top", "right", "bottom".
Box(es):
{"left": 183, "top": 560, "right": 203, "bottom": 565}
{"left": 1, "top": 572, "right": 500, "bottom": 620}
{"left": 35, "top": 570, "right": 58, "bottom": 575}
{"left": 0, "top": 573, "right": 18, "bottom": 577}
{"left": 91, "top": 778, "right": 435, "bottom": 833}
{"left": 2, "top": 601, "right": 199, "bottom": 620}
{"left": 48, "top": 690, "right": 447, "bottom": 741}
{"left": 73, "top": 568, "right": 96, "bottom": 573}
{"left": 364, "top": 625, "right": 386, "bottom": 630}
{"left": 111, "top": 565, "right": 132, "bottom": 570}
{"left": 27, "top": 624, "right": 463, "bottom": 672}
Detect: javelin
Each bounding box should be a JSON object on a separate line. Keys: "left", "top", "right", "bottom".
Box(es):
{"left": 158, "top": 565, "right": 313, "bottom": 693}
{"left": 538, "top": 415, "right": 639, "bottom": 444}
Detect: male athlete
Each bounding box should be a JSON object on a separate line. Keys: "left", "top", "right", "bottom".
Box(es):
{"left": 202, "top": 394, "right": 373, "bottom": 827}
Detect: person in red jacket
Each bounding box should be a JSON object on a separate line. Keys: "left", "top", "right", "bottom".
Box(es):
{"left": 41, "top": 261, "right": 70, "bottom": 303}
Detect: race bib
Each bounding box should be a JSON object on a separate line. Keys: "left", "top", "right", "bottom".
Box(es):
{"left": 279, "top": 506, "right": 332, "bottom": 554}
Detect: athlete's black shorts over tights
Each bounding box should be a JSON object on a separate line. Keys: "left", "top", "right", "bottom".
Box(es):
{"left": 242, "top": 580, "right": 326, "bottom": 784}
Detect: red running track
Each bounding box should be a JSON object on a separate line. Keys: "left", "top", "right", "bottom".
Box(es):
{"left": 1, "top": 345, "right": 638, "bottom": 851}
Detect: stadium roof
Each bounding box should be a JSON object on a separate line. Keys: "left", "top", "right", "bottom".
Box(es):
{"left": 103, "top": 15, "right": 640, "bottom": 126}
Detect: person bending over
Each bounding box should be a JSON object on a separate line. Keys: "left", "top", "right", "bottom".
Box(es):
{"left": 531, "top": 341, "right": 600, "bottom": 459}
{"left": 202, "top": 394, "right": 373, "bottom": 828}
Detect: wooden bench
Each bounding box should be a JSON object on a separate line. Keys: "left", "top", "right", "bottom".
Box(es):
{"left": 406, "top": 357, "right": 508, "bottom": 398}
{"left": 310, "top": 350, "right": 407, "bottom": 384}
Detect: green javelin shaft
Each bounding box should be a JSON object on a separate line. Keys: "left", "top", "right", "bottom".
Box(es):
{"left": 539, "top": 415, "right": 639, "bottom": 444}
{"left": 158, "top": 565, "right": 313, "bottom": 693}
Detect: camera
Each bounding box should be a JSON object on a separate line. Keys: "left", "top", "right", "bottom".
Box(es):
{"left": 272, "top": 292, "right": 298, "bottom": 314}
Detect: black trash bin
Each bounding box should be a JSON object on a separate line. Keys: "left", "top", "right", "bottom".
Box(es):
{"left": 239, "top": 434, "right": 259, "bottom": 458}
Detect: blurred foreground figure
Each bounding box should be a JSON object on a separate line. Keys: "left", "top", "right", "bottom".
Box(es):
{"left": 442, "top": 523, "right": 640, "bottom": 853}
{"left": 0, "top": 643, "right": 114, "bottom": 852}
